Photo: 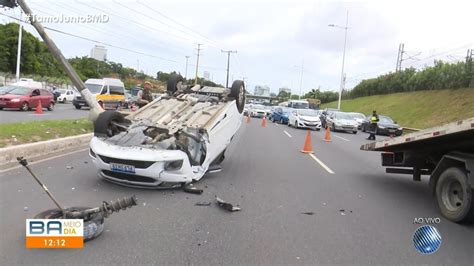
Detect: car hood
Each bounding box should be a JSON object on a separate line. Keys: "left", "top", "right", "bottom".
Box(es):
{"left": 378, "top": 122, "right": 401, "bottom": 128}
{"left": 0, "top": 94, "right": 27, "bottom": 99}
{"left": 300, "top": 115, "right": 320, "bottom": 122}
{"left": 335, "top": 118, "right": 357, "bottom": 125}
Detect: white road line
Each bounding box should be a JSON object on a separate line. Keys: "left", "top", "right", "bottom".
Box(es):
{"left": 0, "top": 147, "right": 89, "bottom": 173}
{"left": 308, "top": 153, "right": 335, "bottom": 174}
{"left": 283, "top": 130, "right": 292, "bottom": 138}
{"left": 333, "top": 134, "right": 350, "bottom": 142}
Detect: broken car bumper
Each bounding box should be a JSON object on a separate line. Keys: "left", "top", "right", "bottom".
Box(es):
{"left": 89, "top": 137, "right": 195, "bottom": 188}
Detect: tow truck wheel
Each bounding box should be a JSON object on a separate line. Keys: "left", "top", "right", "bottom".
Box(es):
{"left": 94, "top": 110, "right": 127, "bottom": 137}
{"left": 167, "top": 74, "right": 184, "bottom": 95}
{"left": 436, "top": 167, "right": 474, "bottom": 222}
{"left": 35, "top": 207, "right": 105, "bottom": 241}
{"left": 230, "top": 80, "right": 245, "bottom": 114}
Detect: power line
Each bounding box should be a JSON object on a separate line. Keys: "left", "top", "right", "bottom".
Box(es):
{"left": 136, "top": 0, "right": 223, "bottom": 48}
{"left": 0, "top": 12, "right": 181, "bottom": 63}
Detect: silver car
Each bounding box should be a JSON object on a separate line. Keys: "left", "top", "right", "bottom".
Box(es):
{"left": 326, "top": 112, "right": 358, "bottom": 134}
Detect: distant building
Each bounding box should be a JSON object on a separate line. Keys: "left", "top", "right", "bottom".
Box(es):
{"left": 90, "top": 45, "right": 107, "bottom": 61}
{"left": 254, "top": 85, "right": 270, "bottom": 96}
{"left": 279, "top": 87, "right": 291, "bottom": 94}
{"left": 203, "top": 71, "right": 210, "bottom": 80}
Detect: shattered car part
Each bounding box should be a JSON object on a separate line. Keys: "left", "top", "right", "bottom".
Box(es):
{"left": 89, "top": 75, "right": 246, "bottom": 188}
{"left": 195, "top": 202, "right": 212, "bottom": 206}
{"left": 182, "top": 183, "right": 204, "bottom": 194}
{"left": 17, "top": 157, "right": 137, "bottom": 241}
{"left": 215, "top": 196, "right": 241, "bottom": 212}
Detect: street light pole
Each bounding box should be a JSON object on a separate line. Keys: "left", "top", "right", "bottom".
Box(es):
{"left": 221, "top": 50, "right": 237, "bottom": 88}
{"left": 329, "top": 10, "right": 349, "bottom": 110}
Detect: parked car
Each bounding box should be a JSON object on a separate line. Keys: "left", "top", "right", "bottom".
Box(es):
{"left": 349, "top": 112, "right": 367, "bottom": 129}
{"left": 0, "top": 85, "right": 15, "bottom": 95}
{"left": 288, "top": 109, "right": 321, "bottom": 130}
{"left": 57, "top": 89, "right": 78, "bottom": 103}
{"left": 270, "top": 106, "right": 292, "bottom": 124}
{"left": 361, "top": 115, "right": 403, "bottom": 136}
{"left": 73, "top": 78, "right": 125, "bottom": 109}
{"left": 0, "top": 86, "right": 54, "bottom": 111}
{"left": 326, "top": 112, "right": 358, "bottom": 134}
{"left": 320, "top": 108, "right": 339, "bottom": 128}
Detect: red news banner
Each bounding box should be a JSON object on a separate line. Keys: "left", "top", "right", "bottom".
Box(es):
{"left": 26, "top": 219, "right": 84, "bottom": 248}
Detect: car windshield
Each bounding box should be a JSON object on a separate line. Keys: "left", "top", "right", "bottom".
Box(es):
{"left": 379, "top": 116, "right": 394, "bottom": 123}
{"left": 7, "top": 87, "right": 31, "bottom": 95}
{"left": 298, "top": 109, "right": 319, "bottom": 116}
{"left": 86, "top": 84, "right": 103, "bottom": 93}
{"left": 292, "top": 102, "right": 309, "bottom": 109}
{"left": 0, "top": 86, "right": 16, "bottom": 94}
{"left": 334, "top": 112, "right": 353, "bottom": 119}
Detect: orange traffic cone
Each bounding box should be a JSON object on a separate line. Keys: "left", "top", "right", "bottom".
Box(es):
{"left": 246, "top": 115, "right": 251, "bottom": 124}
{"left": 323, "top": 127, "right": 332, "bottom": 142}
{"left": 261, "top": 116, "right": 267, "bottom": 127}
{"left": 301, "top": 130, "right": 314, "bottom": 153}
{"left": 35, "top": 101, "right": 43, "bottom": 114}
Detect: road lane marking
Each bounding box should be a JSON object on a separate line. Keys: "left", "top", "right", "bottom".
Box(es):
{"left": 0, "top": 147, "right": 89, "bottom": 173}
{"left": 283, "top": 131, "right": 292, "bottom": 138}
{"left": 333, "top": 134, "right": 350, "bottom": 142}
{"left": 308, "top": 153, "right": 335, "bottom": 174}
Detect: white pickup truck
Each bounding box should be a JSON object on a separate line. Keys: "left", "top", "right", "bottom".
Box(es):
{"left": 361, "top": 117, "right": 474, "bottom": 223}
{"left": 89, "top": 75, "right": 245, "bottom": 189}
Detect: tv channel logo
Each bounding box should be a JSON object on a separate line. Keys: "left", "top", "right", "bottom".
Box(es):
{"left": 26, "top": 219, "right": 84, "bottom": 249}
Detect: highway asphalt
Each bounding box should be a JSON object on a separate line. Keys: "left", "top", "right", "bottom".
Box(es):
{"left": 0, "top": 118, "right": 472, "bottom": 265}
{"left": 0, "top": 103, "right": 88, "bottom": 123}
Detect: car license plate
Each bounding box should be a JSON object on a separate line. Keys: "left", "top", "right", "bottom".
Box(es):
{"left": 110, "top": 163, "right": 135, "bottom": 173}
{"left": 389, "top": 129, "right": 395, "bottom": 133}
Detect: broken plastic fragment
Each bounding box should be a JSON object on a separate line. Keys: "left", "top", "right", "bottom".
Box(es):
{"left": 182, "top": 183, "right": 203, "bottom": 194}
{"left": 24, "top": 207, "right": 29, "bottom": 211}
{"left": 339, "top": 209, "right": 346, "bottom": 215}
{"left": 66, "top": 166, "right": 73, "bottom": 169}
{"left": 301, "top": 212, "right": 314, "bottom": 215}
{"left": 215, "top": 196, "right": 241, "bottom": 212}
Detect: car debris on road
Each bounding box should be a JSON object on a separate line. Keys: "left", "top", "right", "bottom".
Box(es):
{"left": 215, "top": 196, "right": 241, "bottom": 212}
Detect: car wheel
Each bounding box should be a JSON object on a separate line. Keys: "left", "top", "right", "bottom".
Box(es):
{"left": 62, "top": 98, "right": 66, "bottom": 103}
{"left": 74, "top": 105, "right": 81, "bottom": 110}
{"left": 47, "top": 102, "right": 54, "bottom": 111}
{"left": 436, "top": 167, "right": 474, "bottom": 222}
{"left": 280, "top": 118, "right": 284, "bottom": 124}
{"left": 0, "top": 107, "right": 3, "bottom": 110}
{"left": 93, "top": 110, "right": 129, "bottom": 137}
{"left": 35, "top": 207, "right": 105, "bottom": 241}
{"left": 331, "top": 125, "right": 335, "bottom": 132}
{"left": 20, "top": 102, "right": 29, "bottom": 111}
{"left": 352, "top": 131, "right": 357, "bottom": 134}
{"left": 230, "top": 80, "right": 245, "bottom": 114}
{"left": 167, "top": 74, "right": 184, "bottom": 95}
{"left": 362, "top": 125, "right": 366, "bottom": 132}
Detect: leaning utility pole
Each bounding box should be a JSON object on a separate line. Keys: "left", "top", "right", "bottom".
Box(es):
{"left": 194, "top": 44, "right": 202, "bottom": 85}
{"left": 396, "top": 43, "right": 405, "bottom": 72}
{"left": 185, "top": 55, "right": 190, "bottom": 79}
{"left": 221, "top": 50, "right": 237, "bottom": 88}
{"left": 467, "top": 49, "right": 473, "bottom": 87}
{"left": 15, "top": 11, "right": 23, "bottom": 80}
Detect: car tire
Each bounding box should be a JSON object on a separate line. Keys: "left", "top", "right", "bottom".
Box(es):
{"left": 280, "top": 118, "right": 284, "bottom": 124}
{"left": 74, "top": 105, "right": 81, "bottom": 110}
{"left": 34, "top": 207, "right": 105, "bottom": 241}
{"left": 0, "top": 107, "right": 3, "bottom": 110}
{"left": 62, "top": 98, "right": 66, "bottom": 103}
{"left": 436, "top": 167, "right": 474, "bottom": 222}
{"left": 230, "top": 80, "right": 245, "bottom": 114}
{"left": 167, "top": 74, "right": 184, "bottom": 95}
{"left": 352, "top": 131, "right": 357, "bottom": 134}
{"left": 20, "top": 102, "right": 29, "bottom": 111}
{"left": 362, "top": 125, "right": 366, "bottom": 132}
{"left": 94, "top": 110, "right": 128, "bottom": 137}
{"left": 47, "top": 102, "right": 54, "bottom": 111}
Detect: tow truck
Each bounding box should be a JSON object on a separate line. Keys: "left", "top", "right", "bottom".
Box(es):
{"left": 361, "top": 117, "right": 474, "bottom": 223}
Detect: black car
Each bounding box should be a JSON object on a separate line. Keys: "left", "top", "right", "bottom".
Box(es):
{"left": 361, "top": 115, "right": 403, "bottom": 136}
{"left": 320, "top": 108, "right": 339, "bottom": 128}
{"left": 73, "top": 95, "right": 89, "bottom": 109}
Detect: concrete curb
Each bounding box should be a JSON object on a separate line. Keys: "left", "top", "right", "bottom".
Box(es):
{"left": 0, "top": 133, "right": 93, "bottom": 170}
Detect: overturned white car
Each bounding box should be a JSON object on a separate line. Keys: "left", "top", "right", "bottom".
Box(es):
{"left": 89, "top": 75, "right": 245, "bottom": 188}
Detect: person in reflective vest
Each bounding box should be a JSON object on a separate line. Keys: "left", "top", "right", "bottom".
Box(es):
{"left": 367, "top": 110, "right": 379, "bottom": 140}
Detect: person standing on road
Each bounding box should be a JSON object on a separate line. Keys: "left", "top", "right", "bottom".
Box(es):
{"left": 136, "top": 81, "right": 154, "bottom": 107}
{"left": 367, "top": 110, "right": 379, "bottom": 140}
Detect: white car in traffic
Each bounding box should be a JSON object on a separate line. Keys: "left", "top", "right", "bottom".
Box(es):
{"left": 57, "top": 89, "right": 78, "bottom": 103}
{"left": 288, "top": 109, "right": 322, "bottom": 130}
{"left": 326, "top": 112, "right": 358, "bottom": 134}
{"left": 89, "top": 75, "right": 245, "bottom": 188}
